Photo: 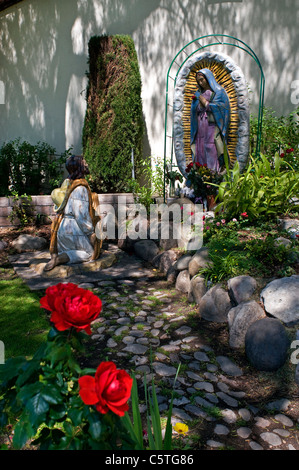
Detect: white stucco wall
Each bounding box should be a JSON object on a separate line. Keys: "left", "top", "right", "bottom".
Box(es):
{"left": 0, "top": 0, "right": 298, "bottom": 162}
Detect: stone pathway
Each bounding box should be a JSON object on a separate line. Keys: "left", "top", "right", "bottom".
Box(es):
{"left": 9, "top": 245, "right": 299, "bottom": 451}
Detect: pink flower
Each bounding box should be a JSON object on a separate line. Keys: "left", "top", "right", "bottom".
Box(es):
{"left": 205, "top": 226, "right": 210, "bottom": 230}
{"left": 216, "top": 222, "right": 220, "bottom": 226}
{"left": 232, "top": 218, "right": 237, "bottom": 222}
{"left": 221, "top": 219, "right": 226, "bottom": 224}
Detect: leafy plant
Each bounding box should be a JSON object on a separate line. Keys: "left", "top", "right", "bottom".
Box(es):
{"left": 214, "top": 150, "right": 299, "bottom": 221}
{"left": 0, "top": 139, "right": 68, "bottom": 196}
{"left": 250, "top": 106, "right": 299, "bottom": 159}
{"left": 200, "top": 218, "right": 297, "bottom": 283}
{"left": 8, "top": 191, "right": 35, "bottom": 228}
{"left": 127, "top": 158, "right": 167, "bottom": 212}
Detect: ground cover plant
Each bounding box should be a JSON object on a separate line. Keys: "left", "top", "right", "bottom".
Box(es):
{"left": 201, "top": 214, "right": 298, "bottom": 284}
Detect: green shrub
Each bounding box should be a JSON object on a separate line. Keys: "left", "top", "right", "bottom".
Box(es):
{"left": 250, "top": 106, "right": 299, "bottom": 160}
{"left": 0, "top": 139, "right": 68, "bottom": 196}
{"left": 82, "top": 35, "right": 144, "bottom": 193}
{"left": 214, "top": 152, "right": 299, "bottom": 222}
{"left": 201, "top": 219, "right": 297, "bottom": 283}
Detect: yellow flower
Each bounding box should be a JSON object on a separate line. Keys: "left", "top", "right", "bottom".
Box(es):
{"left": 174, "top": 423, "right": 189, "bottom": 435}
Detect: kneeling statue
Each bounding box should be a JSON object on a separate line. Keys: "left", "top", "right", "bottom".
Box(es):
{"left": 45, "top": 155, "right": 102, "bottom": 271}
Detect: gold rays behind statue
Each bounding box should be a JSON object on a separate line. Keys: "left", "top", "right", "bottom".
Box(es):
{"left": 182, "top": 59, "right": 239, "bottom": 167}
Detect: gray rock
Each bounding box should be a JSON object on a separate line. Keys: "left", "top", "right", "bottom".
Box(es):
{"left": 0, "top": 240, "right": 8, "bottom": 251}
{"left": 175, "top": 326, "right": 192, "bottom": 336}
{"left": 295, "top": 363, "right": 299, "bottom": 386}
{"left": 206, "top": 440, "right": 224, "bottom": 449}
{"left": 265, "top": 398, "right": 291, "bottom": 412}
{"left": 174, "top": 254, "right": 192, "bottom": 271}
{"left": 216, "top": 356, "right": 243, "bottom": 376}
{"left": 152, "top": 362, "right": 178, "bottom": 377}
{"left": 133, "top": 240, "right": 159, "bottom": 262}
{"left": 12, "top": 234, "right": 47, "bottom": 253}
{"left": 188, "top": 275, "right": 207, "bottom": 304}
{"left": 216, "top": 391, "right": 239, "bottom": 407}
{"left": 260, "top": 275, "right": 299, "bottom": 326}
{"left": 159, "top": 225, "right": 178, "bottom": 251}
{"left": 228, "top": 300, "right": 266, "bottom": 349}
{"left": 260, "top": 432, "right": 282, "bottom": 447}
{"left": 194, "top": 351, "right": 210, "bottom": 362}
{"left": 214, "top": 424, "right": 230, "bottom": 435}
{"left": 237, "top": 427, "right": 251, "bottom": 439}
{"left": 123, "top": 344, "right": 148, "bottom": 355}
{"left": 198, "top": 284, "right": 232, "bottom": 322}
{"left": 227, "top": 275, "right": 257, "bottom": 304}
{"left": 245, "top": 318, "right": 290, "bottom": 371}
{"left": 274, "top": 414, "right": 293, "bottom": 427}
{"left": 153, "top": 250, "right": 177, "bottom": 273}
{"left": 188, "top": 247, "right": 210, "bottom": 277}
{"left": 249, "top": 441, "right": 263, "bottom": 450}
{"left": 175, "top": 269, "right": 191, "bottom": 293}
{"left": 274, "top": 237, "right": 292, "bottom": 248}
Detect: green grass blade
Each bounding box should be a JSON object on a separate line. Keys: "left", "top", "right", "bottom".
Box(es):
{"left": 149, "top": 379, "right": 163, "bottom": 450}
{"left": 130, "top": 373, "right": 144, "bottom": 448}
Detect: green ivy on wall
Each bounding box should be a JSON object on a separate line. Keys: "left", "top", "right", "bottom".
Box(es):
{"left": 82, "top": 35, "right": 144, "bottom": 193}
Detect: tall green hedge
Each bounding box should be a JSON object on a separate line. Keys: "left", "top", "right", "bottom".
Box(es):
{"left": 82, "top": 35, "right": 144, "bottom": 193}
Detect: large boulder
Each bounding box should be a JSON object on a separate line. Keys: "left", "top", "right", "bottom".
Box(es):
{"left": 12, "top": 234, "right": 47, "bottom": 253}
{"left": 227, "top": 275, "right": 257, "bottom": 305}
{"left": 260, "top": 275, "right": 299, "bottom": 326}
{"left": 228, "top": 300, "right": 266, "bottom": 349}
{"left": 173, "top": 254, "right": 192, "bottom": 271}
{"left": 175, "top": 269, "right": 191, "bottom": 293}
{"left": 198, "top": 284, "right": 232, "bottom": 323}
{"left": 188, "top": 247, "right": 211, "bottom": 277}
{"left": 188, "top": 275, "right": 207, "bottom": 304}
{"left": 133, "top": 239, "right": 159, "bottom": 262}
{"left": 152, "top": 250, "right": 178, "bottom": 273}
{"left": 245, "top": 317, "right": 290, "bottom": 371}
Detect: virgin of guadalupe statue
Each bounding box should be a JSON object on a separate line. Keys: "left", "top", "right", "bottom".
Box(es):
{"left": 190, "top": 68, "right": 231, "bottom": 172}
{"left": 44, "top": 155, "right": 102, "bottom": 271}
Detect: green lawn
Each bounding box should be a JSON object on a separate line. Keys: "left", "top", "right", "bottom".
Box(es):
{"left": 0, "top": 274, "right": 50, "bottom": 360}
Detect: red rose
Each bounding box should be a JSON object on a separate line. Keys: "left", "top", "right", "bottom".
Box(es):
{"left": 241, "top": 212, "right": 248, "bottom": 218}
{"left": 78, "top": 361, "right": 133, "bottom": 417}
{"left": 40, "top": 282, "right": 102, "bottom": 334}
{"left": 280, "top": 153, "right": 285, "bottom": 158}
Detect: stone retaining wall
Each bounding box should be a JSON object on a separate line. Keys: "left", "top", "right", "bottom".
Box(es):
{"left": 0, "top": 193, "right": 135, "bottom": 227}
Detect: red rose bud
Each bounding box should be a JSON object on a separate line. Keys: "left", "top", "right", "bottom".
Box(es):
{"left": 40, "top": 282, "right": 102, "bottom": 334}
{"left": 78, "top": 361, "right": 133, "bottom": 417}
